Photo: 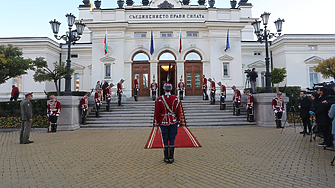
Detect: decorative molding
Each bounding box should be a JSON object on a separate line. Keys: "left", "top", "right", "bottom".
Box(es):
{"left": 304, "top": 56, "right": 324, "bottom": 64}
{"left": 158, "top": 0, "right": 174, "bottom": 9}
{"left": 191, "top": 44, "right": 196, "bottom": 47}
{"left": 164, "top": 44, "right": 170, "bottom": 47}
{"left": 219, "top": 54, "right": 234, "bottom": 61}
{"left": 248, "top": 60, "right": 265, "bottom": 68}
{"left": 100, "top": 56, "right": 116, "bottom": 62}
{"left": 71, "top": 62, "right": 85, "bottom": 70}
{"left": 138, "top": 45, "right": 144, "bottom": 48}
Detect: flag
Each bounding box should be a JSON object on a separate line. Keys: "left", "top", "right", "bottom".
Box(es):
{"left": 179, "top": 28, "right": 182, "bottom": 53}
{"left": 89, "top": 1, "right": 94, "bottom": 9}
{"left": 150, "top": 30, "right": 154, "bottom": 55}
{"left": 224, "top": 29, "right": 230, "bottom": 52}
{"left": 104, "top": 30, "right": 108, "bottom": 55}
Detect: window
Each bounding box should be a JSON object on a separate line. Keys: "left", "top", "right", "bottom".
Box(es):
{"left": 309, "top": 67, "right": 318, "bottom": 88}
{"left": 308, "top": 45, "right": 317, "bottom": 51}
{"left": 71, "top": 54, "right": 78, "bottom": 58}
{"left": 185, "top": 52, "right": 201, "bottom": 60}
{"left": 186, "top": 32, "right": 198, "bottom": 37}
{"left": 12, "top": 76, "right": 22, "bottom": 92}
{"left": 105, "top": 64, "right": 111, "bottom": 78}
{"left": 195, "top": 73, "right": 201, "bottom": 87}
{"left": 223, "top": 63, "right": 229, "bottom": 77}
{"left": 75, "top": 74, "right": 80, "bottom": 91}
{"left": 161, "top": 32, "right": 173, "bottom": 38}
{"left": 261, "top": 72, "right": 265, "bottom": 87}
{"left": 186, "top": 73, "right": 192, "bottom": 87}
{"left": 133, "top": 52, "right": 149, "bottom": 61}
{"left": 135, "top": 32, "right": 147, "bottom": 38}
{"left": 143, "top": 74, "right": 148, "bottom": 88}
{"left": 159, "top": 52, "right": 175, "bottom": 60}
{"left": 253, "top": 52, "right": 262, "bottom": 56}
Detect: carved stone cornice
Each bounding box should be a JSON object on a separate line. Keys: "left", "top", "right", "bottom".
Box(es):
{"left": 219, "top": 54, "right": 234, "bottom": 61}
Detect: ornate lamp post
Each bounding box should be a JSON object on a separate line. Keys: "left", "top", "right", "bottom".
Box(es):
{"left": 49, "top": 13, "right": 86, "bottom": 96}
{"left": 252, "top": 12, "right": 284, "bottom": 93}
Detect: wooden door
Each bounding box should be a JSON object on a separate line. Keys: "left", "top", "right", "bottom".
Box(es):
{"left": 132, "top": 63, "right": 150, "bottom": 96}
{"left": 184, "top": 62, "right": 202, "bottom": 96}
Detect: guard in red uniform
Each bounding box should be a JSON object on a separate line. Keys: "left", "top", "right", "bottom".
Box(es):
{"left": 95, "top": 87, "right": 103, "bottom": 118}
{"left": 154, "top": 83, "right": 181, "bottom": 164}
{"left": 272, "top": 91, "right": 285, "bottom": 128}
{"left": 232, "top": 85, "right": 241, "bottom": 116}
{"left": 208, "top": 78, "right": 216, "bottom": 105}
{"left": 246, "top": 90, "right": 254, "bottom": 122}
{"left": 177, "top": 78, "right": 185, "bottom": 100}
{"left": 202, "top": 74, "right": 209, "bottom": 100}
{"left": 218, "top": 82, "right": 226, "bottom": 110}
{"left": 105, "top": 83, "right": 114, "bottom": 112}
{"left": 151, "top": 79, "right": 158, "bottom": 101}
{"left": 47, "top": 95, "right": 61, "bottom": 132}
{"left": 10, "top": 85, "right": 19, "bottom": 101}
{"left": 80, "top": 92, "right": 89, "bottom": 125}
{"left": 117, "top": 79, "right": 124, "bottom": 106}
{"left": 134, "top": 75, "right": 139, "bottom": 101}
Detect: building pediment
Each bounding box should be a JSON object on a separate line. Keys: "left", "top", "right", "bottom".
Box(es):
{"left": 248, "top": 60, "right": 265, "bottom": 68}
{"left": 219, "top": 54, "right": 234, "bottom": 61}
{"left": 304, "top": 56, "right": 324, "bottom": 64}
{"left": 100, "top": 56, "right": 116, "bottom": 62}
{"left": 150, "top": 0, "right": 181, "bottom": 9}
{"left": 71, "top": 62, "right": 85, "bottom": 70}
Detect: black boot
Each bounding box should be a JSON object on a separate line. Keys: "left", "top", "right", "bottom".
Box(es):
{"left": 50, "top": 123, "right": 55, "bottom": 132}
{"left": 168, "top": 147, "right": 175, "bottom": 164}
{"left": 163, "top": 146, "right": 169, "bottom": 163}
{"left": 54, "top": 123, "right": 57, "bottom": 132}
{"left": 236, "top": 109, "right": 240, "bottom": 116}
{"left": 279, "top": 120, "right": 283, "bottom": 128}
{"left": 95, "top": 111, "right": 99, "bottom": 118}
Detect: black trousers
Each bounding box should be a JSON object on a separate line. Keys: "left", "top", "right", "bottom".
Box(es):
{"left": 203, "top": 89, "right": 208, "bottom": 99}
{"left": 319, "top": 124, "right": 333, "bottom": 146}
{"left": 179, "top": 90, "right": 184, "bottom": 100}
{"left": 301, "top": 117, "right": 311, "bottom": 133}
{"left": 49, "top": 116, "right": 58, "bottom": 132}
{"left": 152, "top": 91, "right": 156, "bottom": 100}
{"left": 275, "top": 112, "right": 283, "bottom": 120}
{"left": 118, "top": 93, "right": 122, "bottom": 106}
{"left": 10, "top": 96, "right": 18, "bottom": 101}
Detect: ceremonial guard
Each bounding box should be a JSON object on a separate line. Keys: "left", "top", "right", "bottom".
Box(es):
{"left": 10, "top": 85, "right": 19, "bottom": 101}
{"left": 272, "top": 91, "right": 285, "bottom": 128}
{"left": 105, "top": 83, "right": 114, "bottom": 112}
{"left": 151, "top": 79, "right": 158, "bottom": 101}
{"left": 154, "top": 83, "right": 181, "bottom": 164}
{"left": 47, "top": 95, "right": 61, "bottom": 132}
{"left": 20, "top": 92, "right": 34, "bottom": 144}
{"left": 246, "top": 90, "right": 254, "bottom": 122}
{"left": 218, "top": 82, "right": 226, "bottom": 110}
{"left": 177, "top": 78, "right": 185, "bottom": 100}
{"left": 117, "top": 79, "right": 124, "bottom": 106}
{"left": 208, "top": 78, "right": 216, "bottom": 105}
{"left": 80, "top": 92, "right": 89, "bottom": 125}
{"left": 134, "top": 75, "right": 139, "bottom": 101}
{"left": 202, "top": 74, "right": 209, "bottom": 100}
{"left": 232, "top": 85, "right": 241, "bottom": 116}
{"left": 95, "top": 87, "right": 103, "bottom": 118}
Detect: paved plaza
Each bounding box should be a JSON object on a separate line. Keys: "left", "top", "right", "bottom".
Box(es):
{"left": 1, "top": 126, "right": 334, "bottom": 187}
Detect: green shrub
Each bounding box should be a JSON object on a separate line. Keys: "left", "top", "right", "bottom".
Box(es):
{"left": 47, "top": 91, "right": 88, "bottom": 97}
{"left": 0, "top": 115, "right": 48, "bottom": 128}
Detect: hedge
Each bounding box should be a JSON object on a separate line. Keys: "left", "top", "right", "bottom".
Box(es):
{"left": 47, "top": 91, "right": 88, "bottom": 97}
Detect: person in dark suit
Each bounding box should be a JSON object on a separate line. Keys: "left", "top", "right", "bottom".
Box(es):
{"left": 298, "top": 91, "right": 312, "bottom": 135}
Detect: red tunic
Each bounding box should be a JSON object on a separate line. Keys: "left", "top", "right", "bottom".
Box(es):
{"left": 95, "top": 91, "right": 102, "bottom": 104}
{"left": 151, "top": 82, "right": 158, "bottom": 91}
{"left": 203, "top": 78, "right": 207, "bottom": 89}
{"left": 247, "top": 94, "right": 254, "bottom": 108}
{"left": 105, "top": 87, "right": 112, "bottom": 99}
{"left": 80, "top": 97, "right": 88, "bottom": 110}
{"left": 11, "top": 87, "right": 19, "bottom": 97}
{"left": 154, "top": 94, "right": 181, "bottom": 126}
{"left": 220, "top": 85, "right": 226, "bottom": 96}
{"left": 210, "top": 81, "right": 216, "bottom": 92}
{"left": 233, "top": 89, "right": 241, "bottom": 102}
{"left": 134, "top": 79, "right": 139, "bottom": 90}
{"left": 47, "top": 100, "right": 61, "bottom": 116}
{"left": 117, "top": 82, "right": 123, "bottom": 94}
{"left": 272, "top": 97, "right": 285, "bottom": 112}
{"left": 178, "top": 81, "right": 185, "bottom": 91}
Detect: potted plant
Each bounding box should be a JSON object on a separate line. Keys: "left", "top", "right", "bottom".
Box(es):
{"left": 117, "top": 0, "right": 124, "bottom": 9}
{"left": 230, "top": 0, "right": 237, "bottom": 9}
{"left": 94, "top": 0, "right": 101, "bottom": 9}
{"left": 82, "top": 0, "right": 90, "bottom": 6}
{"left": 208, "top": 0, "right": 215, "bottom": 8}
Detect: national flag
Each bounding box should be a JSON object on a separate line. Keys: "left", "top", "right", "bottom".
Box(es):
{"left": 224, "top": 29, "right": 230, "bottom": 52}
{"left": 150, "top": 30, "right": 154, "bottom": 55}
{"left": 89, "top": 1, "right": 94, "bottom": 9}
{"left": 179, "top": 28, "right": 182, "bottom": 53}
{"left": 104, "top": 30, "right": 108, "bottom": 55}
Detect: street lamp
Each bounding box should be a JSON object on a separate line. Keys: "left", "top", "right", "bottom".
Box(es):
{"left": 49, "top": 13, "right": 85, "bottom": 96}
{"left": 252, "top": 12, "right": 284, "bottom": 93}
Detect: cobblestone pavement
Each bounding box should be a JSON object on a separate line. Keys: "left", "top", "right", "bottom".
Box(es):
{"left": 1, "top": 126, "right": 335, "bottom": 188}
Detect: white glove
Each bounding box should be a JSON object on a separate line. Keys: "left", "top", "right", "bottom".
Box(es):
{"left": 238, "top": 101, "right": 241, "bottom": 103}
{"left": 56, "top": 114, "right": 59, "bottom": 117}
{"left": 83, "top": 109, "right": 86, "bottom": 111}
{"left": 47, "top": 114, "right": 49, "bottom": 117}
{"left": 283, "top": 111, "right": 286, "bottom": 113}
{"left": 274, "top": 110, "right": 278, "bottom": 113}
{"left": 97, "top": 103, "right": 100, "bottom": 106}
{"left": 108, "top": 98, "right": 111, "bottom": 100}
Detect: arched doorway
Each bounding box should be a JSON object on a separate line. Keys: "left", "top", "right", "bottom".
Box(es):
{"left": 132, "top": 52, "right": 150, "bottom": 96}
{"left": 184, "top": 51, "right": 203, "bottom": 96}
{"left": 158, "top": 51, "right": 177, "bottom": 96}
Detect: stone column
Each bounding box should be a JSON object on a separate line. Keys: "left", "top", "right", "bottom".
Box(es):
{"left": 176, "top": 60, "right": 185, "bottom": 81}
{"left": 56, "top": 96, "right": 81, "bottom": 131}
{"left": 150, "top": 60, "right": 159, "bottom": 97}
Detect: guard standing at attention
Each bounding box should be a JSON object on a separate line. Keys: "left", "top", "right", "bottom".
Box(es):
{"left": 151, "top": 79, "right": 158, "bottom": 101}
{"left": 95, "top": 87, "right": 103, "bottom": 118}
{"left": 232, "top": 85, "right": 241, "bottom": 116}
{"left": 47, "top": 95, "right": 61, "bottom": 132}
{"left": 105, "top": 83, "right": 114, "bottom": 112}
{"left": 134, "top": 75, "right": 139, "bottom": 101}
{"left": 177, "top": 78, "right": 185, "bottom": 100}
{"left": 246, "top": 90, "right": 254, "bottom": 122}
{"left": 208, "top": 78, "right": 216, "bottom": 105}
{"left": 218, "top": 82, "right": 226, "bottom": 110}
{"left": 272, "top": 91, "right": 285, "bottom": 128}
{"left": 81, "top": 92, "right": 89, "bottom": 125}
{"left": 202, "top": 74, "right": 208, "bottom": 100}
{"left": 117, "top": 79, "right": 124, "bottom": 106}
{"left": 154, "top": 83, "right": 181, "bottom": 164}
{"left": 20, "top": 92, "right": 34, "bottom": 144}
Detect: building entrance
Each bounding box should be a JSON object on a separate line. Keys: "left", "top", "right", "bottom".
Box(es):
{"left": 158, "top": 61, "right": 176, "bottom": 96}
{"left": 132, "top": 63, "right": 150, "bottom": 96}
{"left": 184, "top": 61, "right": 202, "bottom": 96}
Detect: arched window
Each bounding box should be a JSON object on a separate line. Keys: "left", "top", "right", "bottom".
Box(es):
{"left": 133, "top": 52, "right": 150, "bottom": 61}
{"left": 159, "top": 52, "right": 176, "bottom": 60}
{"left": 185, "top": 51, "right": 202, "bottom": 60}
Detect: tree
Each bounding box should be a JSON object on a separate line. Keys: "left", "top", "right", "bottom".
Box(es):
{"left": 32, "top": 57, "right": 74, "bottom": 96}
{"left": 271, "top": 67, "right": 287, "bottom": 92}
{"left": 0, "top": 44, "right": 33, "bottom": 84}
{"left": 314, "top": 57, "right": 335, "bottom": 79}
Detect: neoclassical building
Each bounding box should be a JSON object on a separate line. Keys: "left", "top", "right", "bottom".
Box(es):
{"left": 0, "top": 0, "right": 334, "bottom": 100}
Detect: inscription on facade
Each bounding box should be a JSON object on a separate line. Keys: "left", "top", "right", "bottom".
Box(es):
{"left": 129, "top": 14, "right": 205, "bottom": 20}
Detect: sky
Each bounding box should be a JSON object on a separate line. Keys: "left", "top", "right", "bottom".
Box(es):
{"left": 0, "top": 0, "right": 334, "bottom": 39}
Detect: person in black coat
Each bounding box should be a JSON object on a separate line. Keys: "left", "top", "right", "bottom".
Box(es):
{"left": 102, "top": 81, "right": 109, "bottom": 101}
{"left": 298, "top": 91, "right": 312, "bottom": 134}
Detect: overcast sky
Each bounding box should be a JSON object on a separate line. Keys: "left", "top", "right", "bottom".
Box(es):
{"left": 0, "top": 0, "right": 334, "bottom": 39}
